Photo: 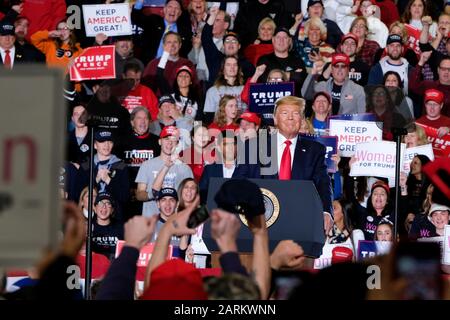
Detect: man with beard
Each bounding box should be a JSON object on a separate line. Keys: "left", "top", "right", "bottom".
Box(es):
{"left": 368, "top": 34, "right": 413, "bottom": 94}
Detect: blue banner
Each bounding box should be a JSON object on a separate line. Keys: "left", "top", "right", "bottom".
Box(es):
{"left": 299, "top": 134, "right": 338, "bottom": 173}
{"left": 143, "top": 0, "right": 165, "bottom": 6}
{"left": 329, "top": 113, "right": 377, "bottom": 122}
{"left": 357, "top": 240, "right": 392, "bottom": 261}
{"left": 249, "top": 82, "right": 295, "bottom": 126}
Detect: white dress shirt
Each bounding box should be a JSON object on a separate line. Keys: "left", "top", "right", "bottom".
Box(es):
{"left": 276, "top": 133, "right": 298, "bottom": 173}
{"left": 222, "top": 163, "right": 236, "bottom": 178}
{"left": 0, "top": 46, "right": 15, "bottom": 68}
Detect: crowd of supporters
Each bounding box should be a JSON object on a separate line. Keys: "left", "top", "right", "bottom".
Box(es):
{"left": 1, "top": 0, "right": 450, "bottom": 300}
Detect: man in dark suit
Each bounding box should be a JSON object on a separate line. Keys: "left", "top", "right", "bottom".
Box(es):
{"left": 0, "top": 20, "right": 35, "bottom": 68}
{"left": 131, "top": 0, "right": 192, "bottom": 65}
{"left": 258, "top": 95, "right": 333, "bottom": 234}
{"left": 199, "top": 130, "right": 260, "bottom": 203}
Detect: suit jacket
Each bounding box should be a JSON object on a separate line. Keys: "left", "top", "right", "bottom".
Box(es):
{"left": 199, "top": 162, "right": 260, "bottom": 204}
{"left": 131, "top": 8, "right": 192, "bottom": 65}
{"left": 0, "top": 45, "right": 38, "bottom": 67}
{"left": 258, "top": 133, "right": 333, "bottom": 215}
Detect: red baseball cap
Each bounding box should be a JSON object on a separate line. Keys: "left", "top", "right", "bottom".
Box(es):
{"left": 140, "top": 259, "right": 208, "bottom": 300}
{"left": 424, "top": 89, "right": 444, "bottom": 105}
{"left": 331, "top": 246, "right": 353, "bottom": 264}
{"left": 371, "top": 180, "right": 390, "bottom": 195}
{"left": 238, "top": 112, "right": 261, "bottom": 126}
{"left": 331, "top": 53, "right": 350, "bottom": 66}
{"left": 160, "top": 125, "right": 179, "bottom": 139}
{"left": 341, "top": 33, "right": 358, "bottom": 44}
{"left": 175, "top": 65, "right": 193, "bottom": 77}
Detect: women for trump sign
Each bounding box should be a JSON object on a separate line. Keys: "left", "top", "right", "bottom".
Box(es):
{"left": 350, "top": 141, "right": 405, "bottom": 178}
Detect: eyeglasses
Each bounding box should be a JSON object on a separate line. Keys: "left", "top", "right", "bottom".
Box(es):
{"left": 97, "top": 201, "right": 112, "bottom": 208}
{"left": 57, "top": 26, "right": 70, "bottom": 31}
{"left": 439, "top": 66, "right": 450, "bottom": 72}
{"left": 268, "top": 77, "right": 283, "bottom": 82}
{"left": 352, "top": 24, "right": 367, "bottom": 29}
{"left": 224, "top": 39, "right": 238, "bottom": 44}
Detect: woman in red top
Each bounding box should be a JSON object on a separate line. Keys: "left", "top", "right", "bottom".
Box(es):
{"left": 208, "top": 95, "right": 240, "bottom": 137}
{"left": 180, "top": 125, "right": 215, "bottom": 182}
{"left": 243, "top": 17, "right": 276, "bottom": 66}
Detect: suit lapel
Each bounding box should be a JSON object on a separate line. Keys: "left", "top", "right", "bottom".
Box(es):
{"left": 291, "top": 135, "right": 306, "bottom": 180}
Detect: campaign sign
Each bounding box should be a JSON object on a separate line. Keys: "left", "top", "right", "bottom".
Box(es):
{"left": 351, "top": 141, "right": 403, "bottom": 178}
{"left": 83, "top": 3, "right": 132, "bottom": 37}
{"left": 115, "top": 240, "right": 173, "bottom": 267}
{"left": 313, "top": 242, "right": 354, "bottom": 269}
{"left": 248, "top": 82, "right": 294, "bottom": 126}
{"left": 300, "top": 134, "right": 338, "bottom": 173}
{"left": 70, "top": 46, "right": 116, "bottom": 81}
{"left": 329, "top": 119, "right": 383, "bottom": 157}
{"left": 357, "top": 240, "right": 392, "bottom": 261}
{"left": 401, "top": 143, "right": 435, "bottom": 174}
{"left": 444, "top": 225, "right": 450, "bottom": 265}
{"left": 0, "top": 67, "right": 64, "bottom": 267}
{"left": 415, "top": 123, "right": 450, "bottom": 158}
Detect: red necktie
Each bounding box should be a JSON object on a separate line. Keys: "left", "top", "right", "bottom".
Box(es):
{"left": 279, "top": 140, "right": 292, "bottom": 180}
{"left": 4, "top": 49, "right": 11, "bottom": 69}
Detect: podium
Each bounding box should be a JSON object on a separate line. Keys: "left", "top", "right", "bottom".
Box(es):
{"left": 203, "top": 178, "right": 326, "bottom": 258}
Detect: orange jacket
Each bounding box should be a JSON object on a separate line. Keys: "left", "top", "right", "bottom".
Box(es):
{"left": 31, "top": 30, "right": 82, "bottom": 70}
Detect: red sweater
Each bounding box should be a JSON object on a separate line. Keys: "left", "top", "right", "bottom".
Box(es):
{"left": 119, "top": 84, "right": 159, "bottom": 120}
{"left": 23, "top": 0, "right": 67, "bottom": 40}
{"left": 375, "top": 0, "right": 400, "bottom": 29}
{"left": 416, "top": 115, "right": 450, "bottom": 129}
{"left": 409, "top": 66, "right": 450, "bottom": 117}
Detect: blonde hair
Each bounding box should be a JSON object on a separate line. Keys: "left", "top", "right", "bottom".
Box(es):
{"left": 389, "top": 21, "right": 408, "bottom": 45}
{"left": 214, "top": 95, "right": 238, "bottom": 127}
{"left": 78, "top": 186, "right": 98, "bottom": 209}
{"left": 415, "top": 125, "right": 428, "bottom": 146}
{"left": 304, "top": 17, "right": 327, "bottom": 39}
{"left": 258, "top": 17, "right": 276, "bottom": 36}
{"left": 274, "top": 95, "right": 306, "bottom": 117}
{"left": 300, "top": 118, "right": 315, "bottom": 134}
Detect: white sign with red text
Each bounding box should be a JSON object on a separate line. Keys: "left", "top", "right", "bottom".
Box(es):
{"left": 329, "top": 119, "right": 383, "bottom": 157}
{"left": 83, "top": 3, "right": 132, "bottom": 37}
{"left": 401, "top": 143, "right": 435, "bottom": 174}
